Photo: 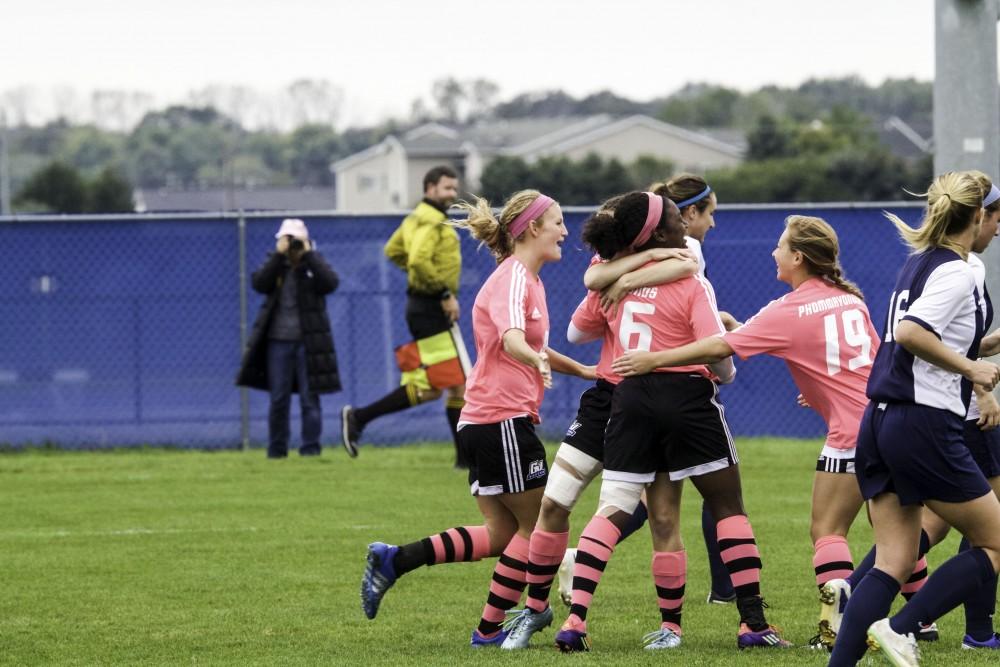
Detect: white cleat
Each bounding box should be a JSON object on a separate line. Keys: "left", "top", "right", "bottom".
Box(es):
{"left": 867, "top": 618, "right": 920, "bottom": 667}
{"left": 558, "top": 548, "right": 577, "bottom": 607}
{"left": 642, "top": 626, "right": 682, "bottom": 650}
{"left": 500, "top": 607, "right": 553, "bottom": 650}
{"left": 817, "top": 578, "right": 852, "bottom": 649}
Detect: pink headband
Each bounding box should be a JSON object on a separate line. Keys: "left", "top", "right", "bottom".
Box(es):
{"left": 631, "top": 192, "right": 663, "bottom": 249}
{"left": 509, "top": 194, "right": 555, "bottom": 239}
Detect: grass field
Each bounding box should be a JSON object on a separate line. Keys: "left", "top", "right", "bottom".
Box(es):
{"left": 1, "top": 438, "right": 995, "bottom": 666}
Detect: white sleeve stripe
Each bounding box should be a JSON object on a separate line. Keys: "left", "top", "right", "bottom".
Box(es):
{"left": 508, "top": 265, "right": 519, "bottom": 330}
{"left": 509, "top": 263, "right": 526, "bottom": 331}
{"left": 693, "top": 274, "right": 726, "bottom": 333}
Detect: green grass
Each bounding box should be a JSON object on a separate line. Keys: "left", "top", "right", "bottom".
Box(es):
{"left": 0, "top": 439, "right": 994, "bottom": 665}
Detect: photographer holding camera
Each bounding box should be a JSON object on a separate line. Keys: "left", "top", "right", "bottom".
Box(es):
{"left": 237, "top": 218, "right": 341, "bottom": 458}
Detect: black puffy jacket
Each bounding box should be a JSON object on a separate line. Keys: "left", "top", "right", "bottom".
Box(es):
{"left": 236, "top": 250, "right": 341, "bottom": 394}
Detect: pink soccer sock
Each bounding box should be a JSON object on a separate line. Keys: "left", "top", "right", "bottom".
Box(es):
{"left": 567, "top": 515, "right": 621, "bottom": 627}
{"left": 477, "top": 533, "right": 530, "bottom": 636}
{"left": 813, "top": 535, "right": 854, "bottom": 588}
{"left": 716, "top": 514, "right": 762, "bottom": 599}
{"left": 424, "top": 525, "right": 491, "bottom": 565}
{"left": 525, "top": 529, "right": 569, "bottom": 613}
{"left": 652, "top": 550, "right": 686, "bottom": 634}
{"left": 902, "top": 556, "right": 928, "bottom": 601}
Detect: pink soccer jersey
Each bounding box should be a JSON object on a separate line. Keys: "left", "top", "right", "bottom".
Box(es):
{"left": 607, "top": 266, "right": 728, "bottom": 379}
{"left": 723, "top": 277, "right": 879, "bottom": 451}
{"left": 570, "top": 289, "right": 621, "bottom": 384}
{"left": 461, "top": 256, "right": 550, "bottom": 424}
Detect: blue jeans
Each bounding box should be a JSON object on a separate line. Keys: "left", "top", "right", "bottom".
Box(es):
{"left": 267, "top": 340, "right": 321, "bottom": 456}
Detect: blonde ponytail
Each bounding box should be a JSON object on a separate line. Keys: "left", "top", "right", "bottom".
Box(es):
{"left": 885, "top": 171, "right": 983, "bottom": 256}
{"left": 451, "top": 189, "right": 543, "bottom": 263}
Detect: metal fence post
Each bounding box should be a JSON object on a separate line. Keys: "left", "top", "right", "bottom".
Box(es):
{"left": 238, "top": 211, "right": 250, "bottom": 451}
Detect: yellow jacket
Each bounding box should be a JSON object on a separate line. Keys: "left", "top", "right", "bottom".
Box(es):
{"left": 384, "top": 201, "right": 461, "bottom": 296}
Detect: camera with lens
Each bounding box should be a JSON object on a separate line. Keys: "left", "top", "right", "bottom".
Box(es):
{"left": 287, "top": 236, "right": 305, "bottom": 252}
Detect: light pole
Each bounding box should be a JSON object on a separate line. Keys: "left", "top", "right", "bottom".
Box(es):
{"left": 0, "top": 110, "right": 10, "bottom": 216}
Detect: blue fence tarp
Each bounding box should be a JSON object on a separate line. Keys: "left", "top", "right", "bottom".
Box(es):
{"left": 0, "top": 204, "right": 922, "bottom": 449}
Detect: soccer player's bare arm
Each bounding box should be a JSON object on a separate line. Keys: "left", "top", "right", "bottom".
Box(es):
{"left": 895, "top": 320, "right": 1000, "bottom": 389}
{"left": 612, "top": 336, "right": 735, "bottom": 376}
{"left": 583, "top": 248, "right": 695, "bottom": 291}
{"left": 545, "top": 347, "right": 597, "bottom": 380}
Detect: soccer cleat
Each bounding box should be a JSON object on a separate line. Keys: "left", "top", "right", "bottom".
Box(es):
{"left": 500, "top": 606, "right": 554, "bottom": 649}
{"left": 915, "top": 622, "right": 938, "bottom": 642}
{"left": 817, "top": 577, "right": 851, "bottom": 649}
{"left": 807, "top": 633, "right": 830, "bottom": 652}
{"left": 555, "top": 618, "right": 591, "bottom": 652}
{"left": 360, "top": 541, "right": 398, "bottom": 619}
{"left": 962, "top": 632, "right": 1000, "bottom": 649}
{"left": 470, "top": 628, "right": 508, "bottom": 647}
{"left": 557, "top": 548, "right": 577, "bottom": 607}
{"left": 707, "top": 590, "right": 737, "bottom": 604}
{"left": 737, "top": 623, "right": 792, "bottom": 649}
{"left": 867, "top": 618, "right": 920, "bottom": 667}
{"left": 340, "top": 405, "right": 360, "bottom": 458}
{"left": 642, "top": 626, "right": 682, "bottom": 650}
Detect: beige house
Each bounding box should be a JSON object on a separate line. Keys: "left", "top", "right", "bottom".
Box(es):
{"left": 331, "top": 115, "right": 744, "bottom": 212}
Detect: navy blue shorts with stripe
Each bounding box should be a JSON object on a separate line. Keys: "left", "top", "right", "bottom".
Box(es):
{"left": 458, "top": 417, "right": 548, "bottom": 496}
{"left": 856, "top": 402, "right": 992, "bottom": 505}
{"left": 964, "top": 418, "right": 1000, "bottom": 479}
{"left": 561, "top": 379, "right": 615, "bottom": 462}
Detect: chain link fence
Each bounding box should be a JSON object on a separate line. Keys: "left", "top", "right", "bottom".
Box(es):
{"left": 0, "top": 202, "right": 925, "bottom": 450}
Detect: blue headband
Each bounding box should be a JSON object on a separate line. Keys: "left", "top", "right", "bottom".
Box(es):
{"left": 985, "top": 184, "right": 1000, "bottom": 208}
{"left": 674, "top": 185, "right": 712, "bottom": 210}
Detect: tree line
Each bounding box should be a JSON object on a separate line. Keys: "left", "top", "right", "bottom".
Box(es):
{"left": 3, "top": 76, "right": 935, "bottom": 212}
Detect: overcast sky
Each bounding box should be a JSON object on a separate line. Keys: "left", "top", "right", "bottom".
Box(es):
{"left": 2, "top": 0, "right": 939, "bottom": 128}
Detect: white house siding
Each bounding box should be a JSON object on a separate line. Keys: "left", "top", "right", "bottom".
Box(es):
{"left": 335, "top": 143, "right": 407, "bottom": 212}
{"left": 557, "top": 125, "right": 742, "bottom": 172}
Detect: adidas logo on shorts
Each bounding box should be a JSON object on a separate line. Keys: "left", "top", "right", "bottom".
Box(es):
{"left": 566, "top": 420, "right": 581, "bottom": 437}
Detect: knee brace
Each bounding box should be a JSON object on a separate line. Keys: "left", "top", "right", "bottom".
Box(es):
{"left": 596, "top": 479, "right": 645, "bottom": 516}
{"left": 544, "top": 446, "right": 602, "bottom": 510}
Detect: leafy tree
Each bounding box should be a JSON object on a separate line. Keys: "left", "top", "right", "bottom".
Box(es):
{"left": 14, "top": 161, "right": 87, "bottom": 213}
{"left": 88, "top": 166, "right": 134, "bottom": 212}
{"left": 628, "top": 155, "right": 676, "bottom": 191}
{"left": 287, "top": 124, "right": 343, "bottom": 186}
{"left": 478, "top": 156, "right": 533, "bottom": 203}
{"left": 481, "top": 153, "right": 662, "bottom": 206}
{"left": 658, "top": 84, "right": 740, "bottom": 127}
{"left": 746, "top": 115, "right": 794, "bottom": 160}
{"left": 126, "top": 106, "right": 244, "bottom": 187}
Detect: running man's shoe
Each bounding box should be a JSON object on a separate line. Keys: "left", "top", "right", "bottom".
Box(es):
{"left": 500, "top": 606, "right": 554, "bottom": 649}
{"left": 557, "top": 548, "right": 576, "bottom": 607}
{"left": 867, "top": 618, "right": 920, "bottom": 667}
{"left": 360, "top": 541, "right": 398, "bottom": 619}
{"left": 642, "top": 626, "right": 682, "bottom": 650}
{"left": 737, "top": 623, "right": 792, "bottom": 649}
{"left": 470, "top": 628, "right": 508, "bottom": 647}
{"left": 915, "top": 622, "right": 938, "bottom": 642}
{"left": 962, "top": 632, "right": 1000, "bottom": 649}
{"left": 340, "top": 405, "right": 360, "bottom": 457}
{"left": 707, "top": 590, "right": 737, "bottom": 604}
{"left": 817, "top": 577, "right": 852, "bottom": 649}
{"left": 555, "top": 618, "right": 591, "bottom": 652}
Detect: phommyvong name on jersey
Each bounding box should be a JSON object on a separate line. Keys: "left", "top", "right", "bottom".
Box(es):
{"left": 866, "top": 247, "right": 983, "bottom": 417}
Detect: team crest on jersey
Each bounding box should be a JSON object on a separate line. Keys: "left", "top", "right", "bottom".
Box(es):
{"left": 565, "top": 420, "right": 581, "bottom": 437}
{"left": 526, "top": 459, "right": 546, "bottom": 480}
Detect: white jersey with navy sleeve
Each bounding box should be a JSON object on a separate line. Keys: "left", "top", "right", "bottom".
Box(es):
{"left": 867, "top": 247, "right": 983, "bottom": 417}
{"left": 966, "top": 253, "right": 994, "bottom": 421}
